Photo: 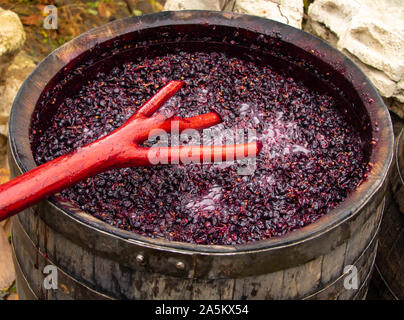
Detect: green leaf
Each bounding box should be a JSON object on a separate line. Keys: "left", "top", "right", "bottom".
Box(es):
{"left": 132, "top": 9, "right": 143, "bottom": 16}
{"left": 87, "top": 1, "right": 99, "bottom": 9}
{"left": 87, "top": 8, "right": 98, "bottom": 16}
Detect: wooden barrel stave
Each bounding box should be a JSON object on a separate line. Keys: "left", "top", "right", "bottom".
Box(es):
{"left": 11, "top": 191, "right": 385, "bottom": 299}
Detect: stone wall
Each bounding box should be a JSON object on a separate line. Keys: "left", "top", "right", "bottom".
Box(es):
{"left": 0, "top": 8, "right": 25, "bottom": 79}
{"left": 305, "top": 0, "right": 404, "bottom": 119}
{"left": 164, "top": 0, "right": 304, "bottom": 29}
{"left": 0, "top": 7, "right": 32, "bottom": 165}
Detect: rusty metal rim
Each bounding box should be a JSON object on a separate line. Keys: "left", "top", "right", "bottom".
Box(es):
{"left": 8, "top": 11, "right": 394, "bottom": 254}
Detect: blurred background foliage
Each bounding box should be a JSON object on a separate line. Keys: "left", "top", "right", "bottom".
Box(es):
{"left": 0, "top": 0, "right": 166, "bottom": 62}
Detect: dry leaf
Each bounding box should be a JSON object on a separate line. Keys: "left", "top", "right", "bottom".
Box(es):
{"left": 0, "top": 168, "right": 10, "bottom": 185}
{"left": 20, "top": 14, "right": 43, "bottom": 26}
{"left": 98, "top": 2, "right": 112, "bottom": 19}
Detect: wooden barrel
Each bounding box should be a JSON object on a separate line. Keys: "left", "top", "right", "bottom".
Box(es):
{"left": 371, "top": 128, "right": 404, "bottom": 299}
{"left": 8, "top": 11, "right": 393, "bottom": 300}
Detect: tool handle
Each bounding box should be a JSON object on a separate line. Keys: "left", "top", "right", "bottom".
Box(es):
{"left": 0, "top": 142, "right": 112, "bottom": 221}
{"left": 0, "top": 82, "right": 184, "bottom": 221}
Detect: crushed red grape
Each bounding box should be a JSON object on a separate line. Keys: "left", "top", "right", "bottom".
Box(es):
{"left": 30, "top": 51, "right": 369, "bottom": 245}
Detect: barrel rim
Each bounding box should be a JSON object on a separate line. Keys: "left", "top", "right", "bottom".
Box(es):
{"left": 396, "top": 128, "right": 403, "bottom": 186}
{"left": 8, "top": 10, "right": 394, "bottom": 254}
